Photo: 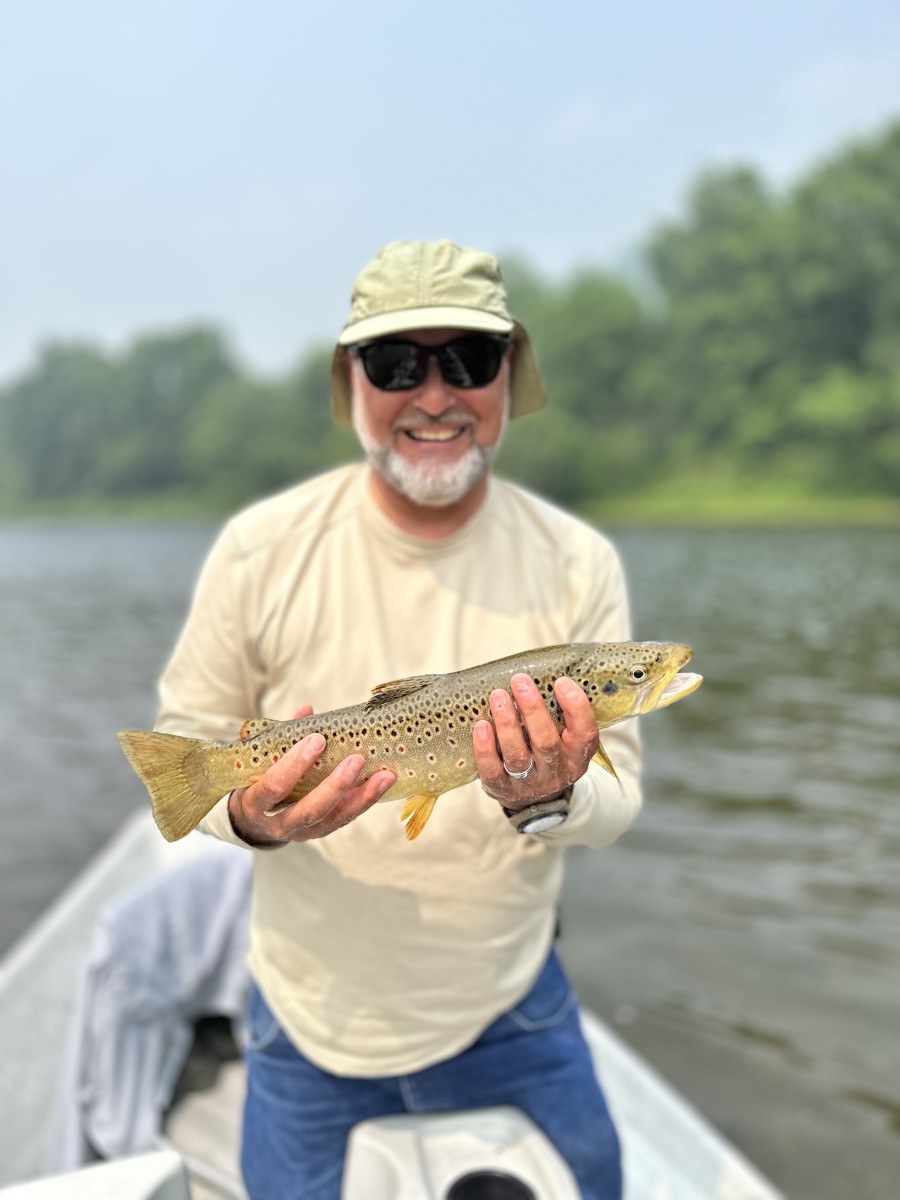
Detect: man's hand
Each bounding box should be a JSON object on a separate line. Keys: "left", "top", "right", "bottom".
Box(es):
{"left": 472, "top": 675, "right": 598, "bottom": 812}
{"left": 228, "top": 704, "right": 396, "bottom": 845}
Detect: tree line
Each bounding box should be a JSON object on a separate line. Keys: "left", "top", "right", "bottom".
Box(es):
{"left": 1, "top": 121, "right": 897, "bottom": 517}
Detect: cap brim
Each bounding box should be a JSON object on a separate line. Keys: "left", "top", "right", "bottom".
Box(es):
{"left": 337, "top": 306, "right": 512, "bottom": 346}
{"left": 330, "top": 318, "right": 546, "bottom": 427}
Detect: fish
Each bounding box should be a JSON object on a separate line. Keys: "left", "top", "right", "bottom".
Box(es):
{"left": 117, "top": 641, "right": 702, "bottom": 844}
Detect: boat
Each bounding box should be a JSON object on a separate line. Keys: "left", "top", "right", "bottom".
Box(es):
{"left": 0, "top": 811, "right": 784, "bottom": 1199}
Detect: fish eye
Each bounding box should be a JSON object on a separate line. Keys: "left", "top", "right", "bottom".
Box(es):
{"left": 628, "top": 665, "right": 647, "bottom": 682}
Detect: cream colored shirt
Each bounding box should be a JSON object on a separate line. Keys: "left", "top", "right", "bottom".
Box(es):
{"left": 156, "top": 464, "right": 641, "bottom": 1076}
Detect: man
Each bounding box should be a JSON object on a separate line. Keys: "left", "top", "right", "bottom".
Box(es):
{"left": 156, "top": 239, "right": 642, "bottom": 1199}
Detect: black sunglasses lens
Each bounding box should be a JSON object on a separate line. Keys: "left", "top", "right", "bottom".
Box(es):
{"left": 437, "top": 335, "right": 507, "bottom": 388}
{"left": 357, "top": 335, "right": 509, "bottom": 391}
{"left": 358, "top": 342, "right": 423, "bottom": 391}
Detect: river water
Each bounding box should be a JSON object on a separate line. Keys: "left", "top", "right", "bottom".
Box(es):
{"left": 1, "top": 520, "right": 898, "bottom": 1199}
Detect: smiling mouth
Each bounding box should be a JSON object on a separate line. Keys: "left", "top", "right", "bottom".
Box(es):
{"left": 403, "top": 428, "right": 467, "bottom": 443}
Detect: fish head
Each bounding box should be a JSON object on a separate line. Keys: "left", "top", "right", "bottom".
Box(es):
{"left": 578, "top": 642, "right": 702, "bottom": 728}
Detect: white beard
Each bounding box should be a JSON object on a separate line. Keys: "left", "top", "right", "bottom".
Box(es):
{"left": 352, "top": 401, "right": 508, "bottom": 508}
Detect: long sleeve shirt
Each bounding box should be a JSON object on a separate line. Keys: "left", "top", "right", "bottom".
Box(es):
{"left": 155, "top": 463, "right": 641, "bottom": 1076}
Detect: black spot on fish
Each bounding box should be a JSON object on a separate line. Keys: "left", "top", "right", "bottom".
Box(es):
{"left": 602, "top": 681, "right": 618, "bottom": 696}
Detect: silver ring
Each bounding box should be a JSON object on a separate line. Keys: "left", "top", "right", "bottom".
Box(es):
{"left": 503, "top": 757, "right": 535, "bottom": 780}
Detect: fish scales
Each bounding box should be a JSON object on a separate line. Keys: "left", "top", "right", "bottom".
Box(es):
{"left": 237, "top": 652, "right": 569, "bottom": 800}
{"left": 117, "top": 641, "right": 703, "bottom": 843}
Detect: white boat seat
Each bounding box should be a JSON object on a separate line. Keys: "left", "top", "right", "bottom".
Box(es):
{"left": 341, "top": 1106, "right": 580, "bottom": 1200}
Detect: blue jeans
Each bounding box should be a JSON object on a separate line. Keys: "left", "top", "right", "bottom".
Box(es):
{"left": 241, "top": 949, "right": 621, "bottom": 1200}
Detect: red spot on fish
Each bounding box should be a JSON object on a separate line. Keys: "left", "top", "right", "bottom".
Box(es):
{"left": 272, "top": 755, "right": 279, "bottom": 763}
{"left": 457, "top": 759, "right": 465, "bottom": 768}
{"left": 407, "top": 769, "right": 415, "bottom": 777}
{"left": 398, "top": 745, "right": 405, "bottom": 753}
{"left": 235, "top": 762, "right": 242, "bottom": 769}
{"left": 448, "top": 737, "right": 457, "bottom": 746}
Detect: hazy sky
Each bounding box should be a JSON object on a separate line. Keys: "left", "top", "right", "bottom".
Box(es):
{"left": 2, "top": 0, "right": 898, "bottom": 386}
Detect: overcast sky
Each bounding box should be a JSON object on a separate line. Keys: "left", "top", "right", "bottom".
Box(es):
{"left": 2, "top": 0, "right": 898, "bottom": 386}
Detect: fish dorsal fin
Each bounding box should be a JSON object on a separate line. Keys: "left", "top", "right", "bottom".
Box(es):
{"left": 400, "top": 793, "right": 439, "bottom": 840}
{"left": 238, "top": 717, "right": 279, "bottom": 741}
{"left": 365, "top": 675, "right": 440, "bottom": 709}
{"left": 592, "top": 738, "right": 620, "bottom": 782}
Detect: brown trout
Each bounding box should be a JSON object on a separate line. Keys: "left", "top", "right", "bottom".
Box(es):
{"left": 118, "top": 641, "right": 702, "bottom": 843}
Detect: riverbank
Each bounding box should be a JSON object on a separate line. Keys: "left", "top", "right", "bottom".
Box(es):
{"left": 2, "top": 476, "right": 898, "bottom": 526}
{"left": 584, "top": 471, "right": 900, "bottom": 527}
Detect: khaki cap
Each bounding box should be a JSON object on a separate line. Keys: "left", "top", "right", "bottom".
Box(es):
{"left": 330, "top": 239, "right": 546, "bottom": 426}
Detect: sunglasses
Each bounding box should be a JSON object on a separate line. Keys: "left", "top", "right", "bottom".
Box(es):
{"left": 348, "top": 333, "right": 511, "bottom": 392}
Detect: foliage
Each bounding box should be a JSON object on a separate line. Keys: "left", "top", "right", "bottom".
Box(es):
{"left": 1, "top": 121, "right": 898, "bottom": 518}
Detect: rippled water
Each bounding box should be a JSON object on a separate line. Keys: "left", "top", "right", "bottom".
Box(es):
{"left": 1, "top": 521, "right": 898, "bottom": 1198}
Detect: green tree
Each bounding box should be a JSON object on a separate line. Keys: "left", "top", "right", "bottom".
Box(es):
{"left": 0, "top": 343, "right": 117, "bottom": 499}
{"left": 646, "top": 166, "right": 794, "bottom": 454}
{"left": 185, "top": 346, "right": 359, "bottom": 506}
{"left": 100, "top": 327, "right": 240, "bottom": 494}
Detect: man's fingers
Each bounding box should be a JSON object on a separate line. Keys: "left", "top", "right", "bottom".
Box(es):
{"left": 474, "top": 675, "right": 600, "bottom": 811}
{"left": 554, "top": 677, "right": 600, "bottom": 765}
{"left": 487, "top": 688, "right": 532, "bottom": 775}
{"left": 509, "top": 675, "right": 567, "bottom": 776}
{"left": 244, "top": 734, "right": 326, "bottom": 816}
{"left": 290, "top": 769, "right": 395, "bottom": 838}
{"left": 473, "top": 719, "right": 508, "bottom": 792}
{"left": 272, "top": 752, "right": 365, "bottom": 825}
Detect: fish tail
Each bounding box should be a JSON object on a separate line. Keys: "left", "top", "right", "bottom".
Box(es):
{"left": 117, "top": 730, "right": 222, "bottom": 842}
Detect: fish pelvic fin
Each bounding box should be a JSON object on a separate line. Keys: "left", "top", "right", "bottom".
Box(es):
{"left": 591, "top": 739, "right": 620, "bottom": 783}
{"left": 400, "top": 793, "right": 439, "bottom": 841}
{"left": 117, "top": 730, "right": 222, "bottom": 842}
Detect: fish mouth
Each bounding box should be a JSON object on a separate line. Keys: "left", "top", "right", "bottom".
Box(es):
{"left": 651, "top": 671, "right": 703, "bottom": 710}
{"left": 636, "top": 644, "right": 699, "bottom": 714}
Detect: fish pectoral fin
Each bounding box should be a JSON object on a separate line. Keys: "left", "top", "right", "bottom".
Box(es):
{"left": 366, "top": 675, "right": 440, "bottom": 709}
{"left": 238, "top": 717, "right": 279, "bottom": 741}
{"left": 592, "top": 740, "right": 620, "bottom": 782}
{"left": 400, "top": 793, "right": 439, "bottom": 841}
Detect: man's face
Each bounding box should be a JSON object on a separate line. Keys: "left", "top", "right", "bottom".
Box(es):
{"left": 347, "top": 328, "right": 512, "bottom": 508}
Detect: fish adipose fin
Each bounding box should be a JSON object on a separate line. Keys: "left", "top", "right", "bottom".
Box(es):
{"left": 366, "top": 675, "right": 440, "bottom": 708}
{"left": 400, "top": 793, "right": 439, "bottom": 840}
{"left": 116, "top": 730, "right": 222, "bottom": 842}
{"left": 592, "top": 739, "right": 620, "bottom": 782}
{"left": 238, "top": 717, "right": 279, "bottom": 741}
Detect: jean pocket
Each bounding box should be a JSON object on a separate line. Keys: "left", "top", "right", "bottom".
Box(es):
{"left": 245, "top": 982, "right": 284, "bottom": 1053}
{"left": 506, "top": 951, "right": 577, "bottom": 1032}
